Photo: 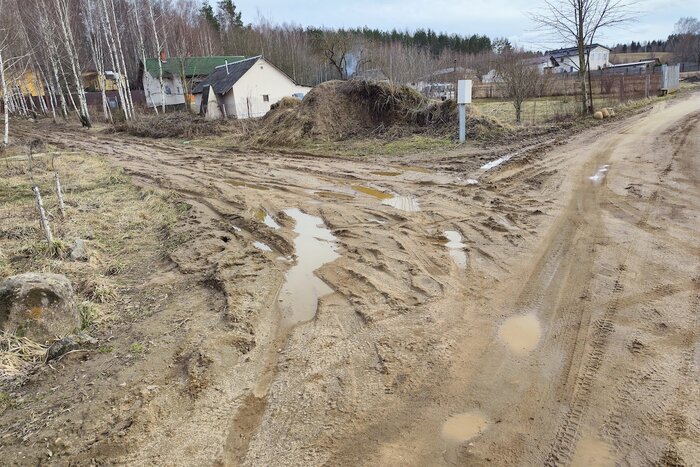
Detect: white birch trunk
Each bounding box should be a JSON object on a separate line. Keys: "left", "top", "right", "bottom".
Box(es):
{"left": 109, "top": 0, "right": 134, "bottom": 117}
{"left": 0, "top": 50, "right": 8, "bottom": 146}
{"left": 54, "top": 172, "right": 66, "bottom": 219}
{"left": 146, "top": 0, "right": 166, "bottom": 113}
{"left": 133, "top": 1, "right": 159, "bottom": 114}
{"left": 33, "top": 185, "right": 54, "bottom": 244}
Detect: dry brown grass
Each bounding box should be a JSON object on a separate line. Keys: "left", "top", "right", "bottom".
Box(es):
{"left": 0, "top": 332, "right": 47, "bottom": 384}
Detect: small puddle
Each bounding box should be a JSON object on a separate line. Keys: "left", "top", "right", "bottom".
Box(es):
{"left": 227, "top": 179, "right": 269, "bottom": 190}
{"left": 278, "top": 208, "right": 340, "bottom": 327}
{"left": 352, "top": 185, "right": 393, "bottom": 200}
{"left": 441, "top": 411, "right": 489, "bottom": 443}
{"left": 444, "top": 230, "right": 467, "bottom": 269}
{"left": 589, "top": 164, "right": 610, "bottom": 185}
{"left": 498, "top": 313, "right": 542, "bottom": 355}
{"left": 466, "top": 179, "right": 479, "bottom": 185}
{"left": 371, "top": 171, "right": 402, "bottom": 177}
{"left": 480, "top": 154, "right": 514, "bottom": 171}
{"left": 382, "top": 195, "right": 421, "bottom": 212}
{"left": 254, "top": 208, "right": 281, "bottom": 229}
{"left": 390, "top": 164, "right": 431, "bottom": 174}
{"left": 253, "top": 241, "right": 272, "bottom": 252}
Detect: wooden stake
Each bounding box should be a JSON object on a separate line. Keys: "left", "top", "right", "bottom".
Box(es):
{"left": 33, "top": 185, "right": 53, "bottom": 244}
{"left": 54, "top": 172, "right": 65, "bottom": 219}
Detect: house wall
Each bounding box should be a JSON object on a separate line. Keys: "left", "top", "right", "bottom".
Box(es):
{"left": 143, "top": 71, "right": 185, "bottom": 107}
{"left": 551, "top": 46, "right": 610, "bottom": 73}
{"left": 222, "top": 58, "right": 311, "bottom": 119}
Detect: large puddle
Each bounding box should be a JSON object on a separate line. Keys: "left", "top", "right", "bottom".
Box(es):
{"left": 444, "top": 230, "right": 467, "bottom": 269}
{"left": 382, "top": 195, "right": 421, "bottom": 212}
{"left": 371, "top": 171, "right": 402, "bottom": 177}
{"left": 441, "top": 411, "right": 489, "bottom": 443}
{"left": 278, "top": 208, "right": 340, "bottom": 327}
{"left": 498, "top": 313, "right": 542, "bottom": 355}
{"left": 480, "top": 154, "right": 515, "bottom": 171}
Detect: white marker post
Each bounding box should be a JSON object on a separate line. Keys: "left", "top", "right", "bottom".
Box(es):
{"left": 457, "top": 79, "right": 472, "bottom": 142}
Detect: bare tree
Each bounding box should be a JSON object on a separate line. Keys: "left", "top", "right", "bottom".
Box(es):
{"left": 495, "top": 51, "right": 543, "bottom": 123}
{"left": 531, "top": 0, "right": 636, "bottom": 114}
{"left": 672, "top": 17, "right": 700, "bottom": 64}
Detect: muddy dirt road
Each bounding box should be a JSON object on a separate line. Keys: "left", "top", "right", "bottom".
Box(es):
{"left": 4, "top": 93, "right": 699, "bottom": 466}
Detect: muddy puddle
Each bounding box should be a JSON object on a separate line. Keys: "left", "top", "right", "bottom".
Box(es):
{"left": 371, "top": 171, "right": 402, "bottom": 177}
{"left": 498, "top": 313, "right": 542, "bottom": 355}
{"left": 227, "top": 179, "right": 269, "bottom": 190}
{"left": 382, "top": 195, "right": 421, "bottom": 212}
{"left": 278, "top": 208, "right": 340, "bottom": 327}
{"left": 480, "top": 154, "right": 514, "bottom": 171}
{"left": 589, "top": 164, "right": 610, "bottom": 185}
{"left": 314, "top": 191, "right": 355, "bottom": 200}
{"left": 444, "top": 230, "right": 468, "bottom": 269}
{"left": 441, "top": 411, "right": 489, "bottom": 443}
{"left": 254, "top": 208, "right": 281, "bottom": 229}
{"left": 390, "top": 164, "right": 431, "bottom": 174}
{"left": 352, "top": 185, "right": 393, "bottom": 200}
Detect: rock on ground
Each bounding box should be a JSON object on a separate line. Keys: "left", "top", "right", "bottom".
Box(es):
{"left": 0, "top": 273, "right": 80, "bottom": 343}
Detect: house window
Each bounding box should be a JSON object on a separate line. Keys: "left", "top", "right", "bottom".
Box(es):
{"left": 165, "top": 85, "right": 172, "bottom": 95}
{"left": 263, "top": 94, "right": 269, "bottom": 102}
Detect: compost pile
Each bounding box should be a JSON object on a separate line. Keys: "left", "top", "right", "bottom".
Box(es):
{"left": 253, "top": 80, "right": 508, "bottom": 146}
{"left": 112, "top": 112, "right": 233, "bottom": 139}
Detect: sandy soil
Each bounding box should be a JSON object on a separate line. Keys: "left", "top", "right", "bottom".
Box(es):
{"left": 2, "top": 92, "right": 699, "bottom": 466}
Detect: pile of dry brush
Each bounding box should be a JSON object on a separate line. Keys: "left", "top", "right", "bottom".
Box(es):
{"left": 252, "top": 80, "right": 510, "bottom": 145}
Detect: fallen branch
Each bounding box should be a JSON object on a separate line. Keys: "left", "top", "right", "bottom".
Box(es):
{"left": 32, "top": 185, "right": 53, "bottom": 244}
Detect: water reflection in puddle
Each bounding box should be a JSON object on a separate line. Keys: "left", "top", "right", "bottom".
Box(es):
{"left": 254, "top": 208, "right": 281, "bottom": 229}
{"left": 444, "top": 230, "right": 467, "bottom": 269}
{"left": 279, "top": 208, "right": 340, "bottom": 327}
{"left": 382, "top": 195, "right": 421, "bottom": 212}
{"left": 253, "top": 241, "right": 272, "bottom": 252}
{"left": 589, "top": 165, "right": 610, "bottom": 185}
{"left": 441, "top": 411, "right": 489, "bottom": 443}
{"left": 498, "top": 313, "right": 542, "bottom": 355}
{"left": 352, "top": 185, "right": 393, "bottom": 200}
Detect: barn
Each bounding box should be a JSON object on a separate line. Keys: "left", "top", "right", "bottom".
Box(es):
{"left": 191, "top": 56, "right": 311, "bottom": 119}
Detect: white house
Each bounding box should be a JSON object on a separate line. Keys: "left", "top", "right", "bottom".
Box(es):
{"left": 140, "top": 54, "right": 245, "bottom": 108}
{"left": 545, "top": 44, "right": 611, "bottom": 73}
{"left": 192, "top": 56, "right": 312, "bottom": 119}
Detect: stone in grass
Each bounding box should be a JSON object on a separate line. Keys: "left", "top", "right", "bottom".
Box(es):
{"left": 0, "top": 273, "right": 80, "bottom": 344}
{"left": 69, "top": 239, "right": 89, "bottom": 262}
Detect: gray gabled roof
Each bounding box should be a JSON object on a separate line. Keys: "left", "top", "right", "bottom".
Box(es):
{"left": 191, "top": 56, "right": 261, "bottom": 94}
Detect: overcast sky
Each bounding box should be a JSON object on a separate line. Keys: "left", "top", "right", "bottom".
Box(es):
{"left": 231, "top": 0, "right": 700, "bottom": 50}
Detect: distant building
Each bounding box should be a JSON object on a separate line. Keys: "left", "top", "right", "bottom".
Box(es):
{"left": 82, "top": 69, "right": 120, "bottom": 91}
{"left": 139, "top": 53, "right": 245, "bottom": 108}
{"left": 191, "top": 56, "right": 312, "bottom": 119}
{"left": 410, "top": 66, "right": 477, "bottom": 99}
{"left": 606, "top": 59, "right": 660, "bottom": 73}
{"left": 351, "top": 69, "right": 389, "bottom": 82}
{"left": 545, "top": 44, "right": 611, "bottom": 73}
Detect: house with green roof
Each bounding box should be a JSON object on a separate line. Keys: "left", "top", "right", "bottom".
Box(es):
{"left": 139, "top": 53, "right": 245, "bottom": 109}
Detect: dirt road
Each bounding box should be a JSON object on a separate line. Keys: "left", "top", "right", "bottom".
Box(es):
{"left": 4, "top": 93, "right": 699, "bottom": 466}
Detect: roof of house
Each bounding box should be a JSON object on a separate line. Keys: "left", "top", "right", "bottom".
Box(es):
{"left": 545, "top": 44, "right": 610, "bottom": 57}
{"left": 608, "top": 59, "right": 660, "bottom": 68}
{"left": 191, "top": 56, "right": 263, "bottom": 94}
{"left": 143, "top": 56, "right": 245, "bottom": 79}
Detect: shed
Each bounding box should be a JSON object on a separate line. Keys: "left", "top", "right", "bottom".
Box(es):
{"left": 192, "top": 56, "right": 312, "bottom": 119}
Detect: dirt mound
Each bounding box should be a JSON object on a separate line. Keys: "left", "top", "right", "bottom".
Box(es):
{"left": 112, "top": 112, "right": 232, "bottom": 139}
{"left": 252, "top": 80, "right": 508, "bottom": 145}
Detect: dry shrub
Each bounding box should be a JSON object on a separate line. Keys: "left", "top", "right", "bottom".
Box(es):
{"left": 251, "top": 79, "right": 508, "bottom": 146}
{"left": 0, "top": 332, "right": 47, "bottom": 385}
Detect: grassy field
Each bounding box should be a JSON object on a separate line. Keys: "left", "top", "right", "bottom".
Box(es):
{"left": 472, "top": 95, "right": 622, "bottom": 125}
